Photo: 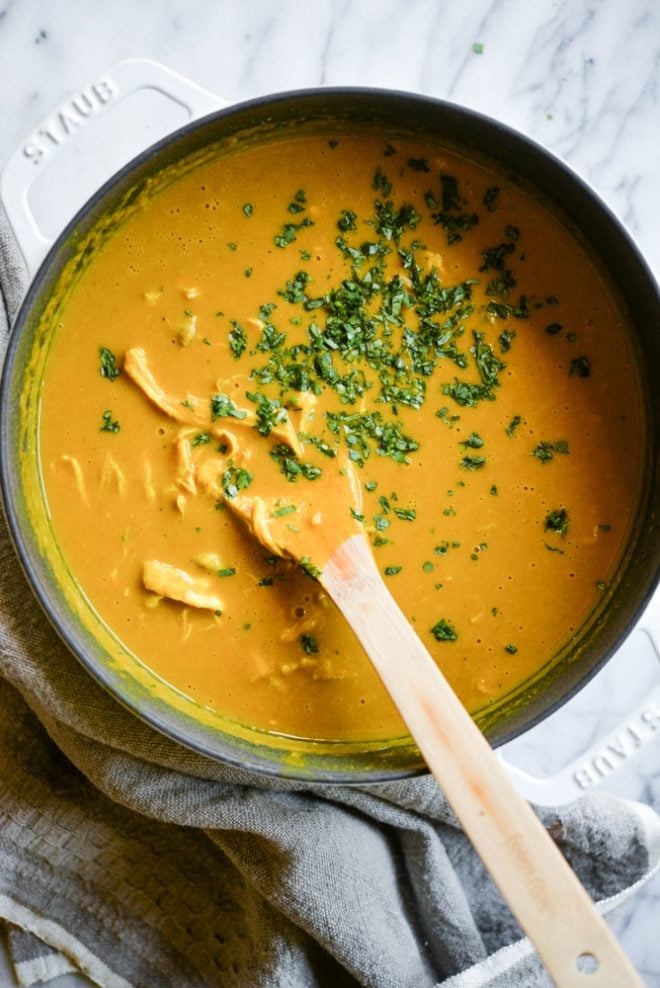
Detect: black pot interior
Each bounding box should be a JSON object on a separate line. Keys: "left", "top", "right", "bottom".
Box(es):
{"left": 3, "top": 89, "right": 659, "bottom": 780}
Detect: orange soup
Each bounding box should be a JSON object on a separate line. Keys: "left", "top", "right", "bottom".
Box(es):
{"left": 37, "top": 131, "right": 643, "bottom": 742}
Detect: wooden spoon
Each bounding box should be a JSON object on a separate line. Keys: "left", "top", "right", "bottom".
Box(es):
{"left": 226, "top": 456, "right": 643, "bottom": 987}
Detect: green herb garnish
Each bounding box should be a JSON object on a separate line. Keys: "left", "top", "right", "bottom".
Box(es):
{"left": 228, "top": 320, "right": 247, "bottom": 359}
{"left": 274, "top": 216, "right": 313, "bottom": 248}
{"left": 210, "top": 394, "right": 247, "bottom": 421}
{"left": 337, "top": 209, "right": 358, "bottom": 231}
{"left": 460, "top": 455, "right": 486, "bottom": 470}
{"left": 191, "top": 432, "right": 211, "bottom": 447}
{"left": 221, "top": 466, "right": 253, "bottom": 499}
{"left": 430, "top": 619, "right": 458, "bottom": 642}
{"left": 100, "top": 410, "right": 120, "bottom": 433}
{"left": 301, "top": 634, "right": 319, "bottom": 654}
{"left": 506, "top": 415, "right": 522, "bottom": 437}
{"left": 545, "top": 507, "right": 569, "bottom": 536}
{"left": 460, "top": 432, "right": 484, "bottom": 449}
{"left": 99, "top": 347, "right": 121, "bottom": 381}
{"left": 407, "top": 158, "right": 430, "bottom": 172}
{"left": 483, "top": 186, "right": 499, "bottom": 211}
{"left": 270, "top": 444, "right": 322, "bottom": 482}
{"left": 271, "top": 504, "right": 297, "bottom": 518}
{"left": 532, "top": 440, "right": 569, "bottom": 463}
{"left": 569, "top": 356, "right": 591, "bottom": 378}
{"left": 372, "top": 166, "right": 392, "bottom": 196}
{"left": 300, "top": 556, "right": 321, "bottom": 579}
{"left": 245, "top": 391, "right": 287, "bottom": 436}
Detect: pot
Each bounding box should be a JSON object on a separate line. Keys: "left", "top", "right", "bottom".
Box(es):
{"left": 1, "top": 60, "right": 658, "bottom": 785}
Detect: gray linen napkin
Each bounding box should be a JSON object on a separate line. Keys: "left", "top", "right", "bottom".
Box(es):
{"left": 0, "top": 206, "right": 659, "bottom": 988}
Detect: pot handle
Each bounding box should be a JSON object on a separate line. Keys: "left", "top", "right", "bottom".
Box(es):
{"left": 0, "top": 58, "right": 226, "bottom": 278}
{"left": 501, "top": 596, "right": 660, "bottom": 806}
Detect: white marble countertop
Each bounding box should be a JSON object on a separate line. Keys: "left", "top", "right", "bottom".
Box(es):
{"left": 0, "top": 0, "right": 658, "bottom": 985}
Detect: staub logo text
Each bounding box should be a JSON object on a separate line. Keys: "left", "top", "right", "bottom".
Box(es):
{"left": 22, "top": 77, "right": 117, "bottom": 164}
{"left": 572, "top": 703, "right": 660, "bottom": 790}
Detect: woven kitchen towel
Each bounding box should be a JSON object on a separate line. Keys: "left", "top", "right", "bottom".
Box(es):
{"left": 1, "top": 206, "right": 659, "bottom": 988}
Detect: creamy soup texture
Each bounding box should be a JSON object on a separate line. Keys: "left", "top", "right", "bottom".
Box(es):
{"left": 38, "top": 132, "right": 643, "bottom": 742}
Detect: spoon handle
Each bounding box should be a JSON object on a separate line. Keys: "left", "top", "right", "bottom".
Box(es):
{"left": 321, "top": 534, "right": 643, "bottom": 988}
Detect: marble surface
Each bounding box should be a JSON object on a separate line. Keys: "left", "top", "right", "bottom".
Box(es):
{"left": 0, "top": 0, "right": 658, "bottom": 984}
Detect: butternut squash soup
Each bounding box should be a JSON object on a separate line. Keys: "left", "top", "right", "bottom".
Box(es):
{"left": 36, "top": 130, "right": 643, "bottom": 743}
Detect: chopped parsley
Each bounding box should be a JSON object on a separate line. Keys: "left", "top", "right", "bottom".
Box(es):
{"left": 271, "top": 504, "right": 297, "bottom": 518}
{"left": 228, "top": 321, "right": 248, "bottom": 359}
{"left": 430, "top": 173, "right": 479, "bottom": 243}
{"left": 443, "top": 379, "right": 495, "bottom": 408}
{"left": 434, "top": 541, "right": 460, "bottom": 555}
{"left": 217, "top": 567, "right": 236, "bottom": 577}
{"left": 325, "top": 410, "right": 419, "bottom": 466}
{"left": 245, "top": 391, "right": 287, "bottom": 436}
{"left": 532, "top": 440, "right": 569, "bottom": 463}
{"left": 499, "top": 329, "right": 516, "bottom": 352}
{"left": 99, "top": 347, "right": 121, "bottom": 381}
{"left": 460, "top": 432, "right": 484, "bottom": 449}
{"left": 191, "top": 432, "right": 211, "bottom": 447}
{"left": 270, "top": 444, "right": 322, "bottom": 482}
{"left": 301, "top": 634, "right": 319, "bottom": 654}
{"left": 472, "top": 331, "right": 505, "bottom": 389}
{"left": 279, "top": 270, "right": 311, "bottom": 304}
{"left": 372, "top": 166, "right": 392, "bottom": 197}
{"left": 337, "top": 209, "right": 358, "bottom": 231}
{"left": 221, "top": 466, "right": 253, "bottom": 499}
{"left": 407, "top": 157, "right": 430, "bottom": 172}
{"left": 300, "top": 556, "right": 322, "bottom": 579}
{"left": 504, "top": 644, "right": 518, "bottom": 654}
{"left": 210, "top": 394, "right": 247, "bottom": 421}
{"left": 483, "top": 186, "right": 499, "bottom": 211}
{"left": 506, "top": 415, "right": 522, "bottom": 437}
{"left": 430, "top": 618, "right": 457, "bottom": 642}
{"left": 569, "top": 356, "right": 591, "bottom": 378}
{"left": 460, "top": 455, "right": 486, "bottom": 470}
{"left": 384, "top": 566, "right": 402, "bottom": 576}
{"left": 545, "top": 507, "right": 569, "bottom": 536}
{"left": 100, "top": 410, "right": 120, "bottom": 433}
{"left": 274, "top": 216, "right": 313, "bottom": 248}
{"left": 302, "top": 434, "right": 338, "bottom": 459}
